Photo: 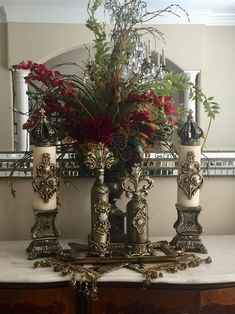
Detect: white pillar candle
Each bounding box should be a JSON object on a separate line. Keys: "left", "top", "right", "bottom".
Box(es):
{"left": 14, "top": 69, "right": 30, "bottom": 151}
{"left": 33, "top": 146, "right": 57, "bottom": 210}
{"left": 157, "top": 52, "right": 160, "bottom": 67}
{"left": 177, "top": 145, "right": 202, "bottom": 207}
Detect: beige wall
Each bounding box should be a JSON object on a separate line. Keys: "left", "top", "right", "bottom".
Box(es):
{"left": 7, "top": 23, "right": 93, "bottom": 65}
{"left": 157, "top": 25, "right": 206, "bottom": 70}
{"left": 1, "top": 176, "right": 235, "bottom": 241}
{"left": 201, "top": 27, "right": 235, "bottom": 150}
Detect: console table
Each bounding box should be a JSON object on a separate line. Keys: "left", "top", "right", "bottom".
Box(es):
{"left": 1, "top": 235, "right": 235, "bottom": 314}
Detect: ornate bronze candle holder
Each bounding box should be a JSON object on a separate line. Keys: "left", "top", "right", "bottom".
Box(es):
{"left": 27, "top": 109, "right": 62, "bottom": 259}
{"left": 171, "top": 110, "right": 207, "bottom": 253}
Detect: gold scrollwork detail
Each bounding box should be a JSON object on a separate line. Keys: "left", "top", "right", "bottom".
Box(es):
{"left": 133, "top": 207, "right": 148, "bottom": 233}
{"left": 85, "top": 142, "right": 115, "bottom": 170}
{"left": 32, "top": 153, "right": 59, "bottom": 202}
{"left": 94, "top": 200, "right": 111, "bottom": 235}
{"left": 88, "top": 239, "right": 109, "bottom": 258}
{"left": 177, "top": 151, "right": 203, "bottom": 199}
{"left": 122, "top": 163, "right": 154, "bottom": 199}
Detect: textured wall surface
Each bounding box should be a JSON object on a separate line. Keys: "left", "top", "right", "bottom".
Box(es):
{"left": 1, "top": 176, "right": 235, "bottom": 240}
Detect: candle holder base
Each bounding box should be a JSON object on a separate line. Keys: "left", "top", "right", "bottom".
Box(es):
{"left": 170, "top": 204, "right": 207, "bottom": 254}
{"left": 27, "top": 238, "right": 63, "bottom": 260}
{"left": 88, "top": 236, "right": 110, "bottom": 257}
{"left": 170, "top": 234, "right": 207, "bottom": 254}
{"left": 125, "top": 242, "right": 154, "bottom": 257}
{"left": 27, "top": 209, "right": 62, "bottom": 259}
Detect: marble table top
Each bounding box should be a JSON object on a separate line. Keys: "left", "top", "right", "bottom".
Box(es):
{"left": 0, "top": 235, "right": 234, "bottom": 285}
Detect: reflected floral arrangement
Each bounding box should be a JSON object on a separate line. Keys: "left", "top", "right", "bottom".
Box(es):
{"left": 13, "top": 0, "right": 219, "bottom": 166}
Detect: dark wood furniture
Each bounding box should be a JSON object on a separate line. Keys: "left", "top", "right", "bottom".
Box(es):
{"left": 1, "top": 237, "right": 235, "bottom": 314}
{"left": 90, "top": 282, "right": 235, "bottom": 314}
{"left": 0, "top": 282, "right": 77, "bottom": 314}
{"left": 1, "top": 281, "right": 235, "bottom": 314}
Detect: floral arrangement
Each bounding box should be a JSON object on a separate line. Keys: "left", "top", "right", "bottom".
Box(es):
{"left": 13, "top": 0, "right": 219, "bottom": 166}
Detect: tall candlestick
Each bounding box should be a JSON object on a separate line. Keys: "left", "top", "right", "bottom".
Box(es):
{"left": 171, "top": 110, "right": 207, "bottom": 253}
{"left": 162, "top": 47, "right": 166, "bottom": 66}
{"left": 27, "top": 109, "right": 61, "bottom": 259}
{"left": 157, "top": 51, "right": 160, "bottom": 67}
{"left": 148, "top": 39, "right": 151, "bottom": 60}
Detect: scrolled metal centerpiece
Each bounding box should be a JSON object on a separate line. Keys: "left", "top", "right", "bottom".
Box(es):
{"left": 84, "top": 142, "right": 115, "bottom": 257}
{"left": 122, "top": 160, "right": 154, "bottom": 256}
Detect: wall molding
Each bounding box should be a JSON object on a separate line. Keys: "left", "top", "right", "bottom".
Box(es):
{"left": 1, "top": 5, "right": 235, "bottom": 26}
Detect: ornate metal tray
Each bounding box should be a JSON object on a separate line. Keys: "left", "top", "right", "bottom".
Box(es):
{"left": 67, "top": 240, "right": 179, "bottom": 264}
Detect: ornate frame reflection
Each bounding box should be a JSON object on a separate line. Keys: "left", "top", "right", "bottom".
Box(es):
{"left": 1, "top": 151, "right": 235, "bottom": 178}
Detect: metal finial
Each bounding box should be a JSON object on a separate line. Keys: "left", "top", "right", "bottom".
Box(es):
{"left": 31, "top": 108, "right": 57, "bottom": 146}
{"left": 178, "top": 110, "right": 203, "bottom": 146}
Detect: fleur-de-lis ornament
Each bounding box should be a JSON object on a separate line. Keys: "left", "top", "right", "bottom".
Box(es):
{"left": 122, "top": 163, "right": 154, "bottom": 200}
{"left": 122, "top": 162, "right": 153, "bottom": 251}
{"left": 85, "top": 142, "right": 115, "bottom": 171}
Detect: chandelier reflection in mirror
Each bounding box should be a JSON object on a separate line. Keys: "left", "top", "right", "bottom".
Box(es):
{"left": 103, "top": 0, "right": 186, "bottom": 82}
{"left": 84, "top": 0, "right": 181, "bottom": 88}
{"left": 122, "top": 42, "right": 166, "bottom": 83}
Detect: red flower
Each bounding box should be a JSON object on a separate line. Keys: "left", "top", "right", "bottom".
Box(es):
{"left": 95, "top": 115, "right": 115, "bottom": 143}
{"left": 22, "top": 113, "right": 40, "bottom": 130}
{"left": 60, "top": 88, "right": 68, "bottom": 95}
{"left": 163, "top": 98, "right": 177, "bottom": 125}
{"left": 127, "top": 92, "right": 152, "bottom": 104}
{"left": 131, "top": 110, "right": 151, "bottom": 122}
{"left": 66, "top": 114, "right": 115, "bottom": 145}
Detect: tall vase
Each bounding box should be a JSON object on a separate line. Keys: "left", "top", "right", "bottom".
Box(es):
{"left": 85, "top": 142, "right": 115, "bottom": 257}
{"left": 105, "top": 166, "right": 126, "bottom": 243}
{"left": 122, "top": 161, "right": 154, "bottom": 256}
{"left": 126, "top": 195, "right": 149, "bottom": 244}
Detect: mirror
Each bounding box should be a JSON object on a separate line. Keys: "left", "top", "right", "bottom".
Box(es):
{"left": 0, "top": 1, "right": 235, "bottom": 169}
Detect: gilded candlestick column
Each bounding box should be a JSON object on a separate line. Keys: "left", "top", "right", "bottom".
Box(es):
{"left": 171, "top": 110, "right": 207, "bottom": 253}
{"left": 85, "top": 142, "right": 115, "bottom": 257}
{"left": 27, "top": 109, "right": 62, "bottom": 259}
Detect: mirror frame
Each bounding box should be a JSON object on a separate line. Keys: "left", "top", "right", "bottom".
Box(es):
{"left": 1, "top": 150, "right": 235, "bottom": 178}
